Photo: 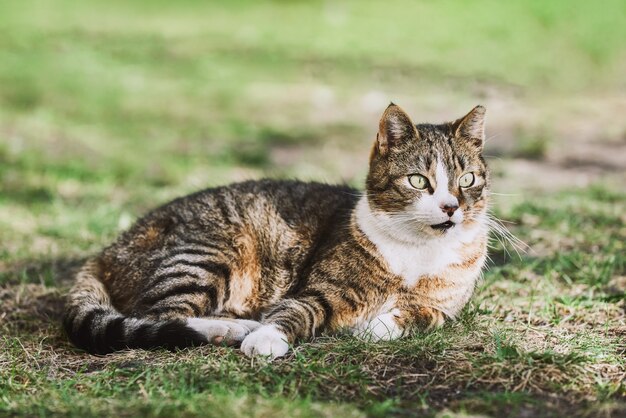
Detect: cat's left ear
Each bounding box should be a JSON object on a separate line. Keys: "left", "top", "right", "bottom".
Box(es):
{"left": 453, "top": 105, "right": 486, "bottom": 149}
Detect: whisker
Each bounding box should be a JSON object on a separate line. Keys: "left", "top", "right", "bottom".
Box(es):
{"left": 484, "top": 132, "right": 503, "bottom": 144}
{"left": 485, "top": 211, "right": 529, "bottom": 260}
{"left": 490, "top": 192, "right": 519, "bottom": 197}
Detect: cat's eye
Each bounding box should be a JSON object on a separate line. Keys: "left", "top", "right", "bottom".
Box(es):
{"left": 459, "top": 173, "right": 475, "bottom": 188}
{"left": 408, "top": 174, "right": 429, "bottom": 190}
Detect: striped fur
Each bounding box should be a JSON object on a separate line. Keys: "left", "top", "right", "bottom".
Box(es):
{"left": 64, "top": 104, "right": 490, "bottom": 358}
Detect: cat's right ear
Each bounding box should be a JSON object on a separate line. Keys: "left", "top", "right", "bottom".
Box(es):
{"left": 375, "top": 103, "right": 418, "bottom": 157}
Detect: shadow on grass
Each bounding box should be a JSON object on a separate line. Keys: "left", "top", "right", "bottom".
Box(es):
{"left": 0, "top": 256, "right": 86, "bottom": 286}
{"left": 0, "top": 257, "right": 86, "bottom": 335}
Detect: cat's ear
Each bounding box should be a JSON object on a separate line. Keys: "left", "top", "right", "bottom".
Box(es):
{"left": 453, "top": 105, "right": 486, "bottom": 149}
{"left": 376, "top": 103, "right": 418, "bottom": 156}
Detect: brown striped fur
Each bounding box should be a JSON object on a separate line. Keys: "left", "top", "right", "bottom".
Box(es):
{"left": 64, "top": 104, "right": 490, "bottom": 357}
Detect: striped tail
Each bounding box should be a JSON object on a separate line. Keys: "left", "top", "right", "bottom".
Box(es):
{"left": 63, "top": 259, "right": 207, "bottom": 354}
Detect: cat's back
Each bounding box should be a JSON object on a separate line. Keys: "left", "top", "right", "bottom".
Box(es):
{"left": 99, "top": 179, "right": 359, "bottom": 311}
{"left": 107, "top": 179, "right": 359, "bottom": 260}
{"left": 160, "top": 179, "right": 358, "bottom": 228}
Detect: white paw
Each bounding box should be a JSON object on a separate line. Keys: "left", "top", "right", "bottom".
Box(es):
{"left": 186, "top": 318, "right": 256, "bottom": 345}
{"left": 240, "top": 325, "right": 289, "bottom": 359}
{"left": 356, "top": 310, "right": 404, "bottom": 342}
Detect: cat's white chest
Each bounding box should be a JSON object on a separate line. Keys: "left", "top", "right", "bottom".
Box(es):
{"left": 375, "top": 238, "right": 462, "bottom": 286}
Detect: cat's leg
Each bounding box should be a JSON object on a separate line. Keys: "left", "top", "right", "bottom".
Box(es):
{"left": 352, "top": 283, "right": 450, "bottom": 341}
{"left": 144, "top": 312, "right": 259, "bottom": 346}
{"left": 354, "top": 306, "right": 445, "bottom": 342}
{"left": 223, "top": 318, "right": 263, "bottom": 332}
{"left": 185, "top": 317, "right": 260, "bottom": 345}
{"left": 389, "top": 278, "right": 473, "bottom": 334}
{"left": 137, "top": 259, "right": 258, "bottom": 345}
{"left": 396, "top": 306, "right": 446, "bottom": 330}
{"left": 241, "top": 291, "right": 333, "bottom": 359}
{"left": 355, "top": 276, "right": 468, "bottom": 341}
{"left": 353, "top": 308, "right": 404, "bottom": 341}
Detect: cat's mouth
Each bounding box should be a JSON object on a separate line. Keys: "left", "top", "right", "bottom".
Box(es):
{"left": 430, "top": 220, "right": 455, "bottom": 231}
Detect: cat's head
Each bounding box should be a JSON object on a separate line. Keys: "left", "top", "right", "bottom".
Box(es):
{"left": 365, "top": 103, "right": 489, "bottom": 239}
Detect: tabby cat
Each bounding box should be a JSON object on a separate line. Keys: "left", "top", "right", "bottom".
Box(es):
{"left": 64, "top": 104, "right": 490, "bottom": 359}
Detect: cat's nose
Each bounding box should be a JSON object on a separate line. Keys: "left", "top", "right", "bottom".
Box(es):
{"left": 441, "top": 204, "right": 459, "bottom": 217}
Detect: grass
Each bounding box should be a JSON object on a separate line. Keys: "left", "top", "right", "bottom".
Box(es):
{"left": 1, "top": 1, "right": 625, "bottom": 417}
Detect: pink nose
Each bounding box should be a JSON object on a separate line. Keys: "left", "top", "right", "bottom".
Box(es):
{"left": 441, "top": 204, "right": 459, "bottom": 217}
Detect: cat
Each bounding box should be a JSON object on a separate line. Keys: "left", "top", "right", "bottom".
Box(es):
{"left": 64, "top": 103, "right": 490, "bottom": 359}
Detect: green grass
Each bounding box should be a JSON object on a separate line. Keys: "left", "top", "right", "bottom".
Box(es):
{"left": 1, "top": 1, "right": 625, "bottom": 417}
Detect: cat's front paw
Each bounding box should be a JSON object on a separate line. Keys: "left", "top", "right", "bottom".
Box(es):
{"left": 240, "top": 324, "right": 289, "bottom": 359}
{"left": 422, "top": 308, "right": 446, "bottom": 330}
{"left": 357, "top": 310, "right": 404, "bottom": 342}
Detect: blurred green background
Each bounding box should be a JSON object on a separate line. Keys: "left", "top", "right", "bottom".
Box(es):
{"left": 1, "top": 0, "right": 625, "bottom": 260}
{"left": 1, "top": 1, "right": 625, "bottom": 417}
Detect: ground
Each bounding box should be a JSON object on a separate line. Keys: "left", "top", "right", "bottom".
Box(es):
{"left": 0, "top": 1, "right": 625, "bottom": 417}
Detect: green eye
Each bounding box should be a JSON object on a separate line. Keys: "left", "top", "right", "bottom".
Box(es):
{"left": 408, "top": 174, "right": 429, "bottom": 190}
{"left": 459, "top": 173, "right": 475, "bottom": 188}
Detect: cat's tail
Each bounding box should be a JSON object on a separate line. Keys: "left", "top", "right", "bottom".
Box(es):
{"left": 63, "top": 259, "right": 207, "bottom": 354}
